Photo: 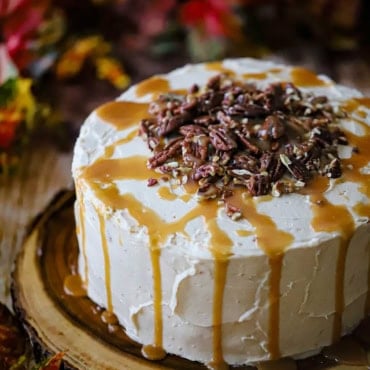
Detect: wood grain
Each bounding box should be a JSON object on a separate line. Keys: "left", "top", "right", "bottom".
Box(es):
{"left": 0, "top": 144, "right": 72, "bottom": 306}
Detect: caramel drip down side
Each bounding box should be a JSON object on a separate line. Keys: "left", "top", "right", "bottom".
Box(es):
{"left": 310, "top": 194, "right": 355, "bottom": 341}
{"left": 227, "top": 192, "right": 294, "bottom": 360}
{"left": 207, "top": 212, "right": 233, "bottom": 370}
{"left": 97, "top": 209, "right": 113, "bottom": 313}
{"left": 141, "top": 246, "right": 166, "bottom": 361}
{"left": 303, "top": 176, "right": 356, "bottom": 342}
{"left": 77, "top": 187, "right": 88, "bottom": 286}
{"left": 82, "top": 167, "right": 235, "bottom": 366}
{"left": 208, "top": 259, "right": 229, "bottom": 370}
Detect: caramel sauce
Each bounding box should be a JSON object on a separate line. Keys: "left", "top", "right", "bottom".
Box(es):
{"left": 357, "top": 110, "right": 367, "bottom": 119}
{"left": 228, "top": 192, "right": 294, "bottom": 257}
{"left": 341, "top": 98, "right": 363, "bottom": 114}
{"left": 208, "top": 213, "right": 233, "bottom": 370}
{"left": 151, "top": 246, "right": 163, "bottom": 353}
{"left": 236, "top": 229, "right": 253, "bottom": 237}
{"left": 96, "top": 101, "right": 149, "bottom": 130}
{"left": 290, "top": 67, "right": 328, "bottom": 87}
{"left": 268, "top": 68, "right": 283, "bottom": 74}
{"left": 83, "top": 166, "right": 234, "bottom": 367}
{"left": 242, "top": 72, "right": 267, "bottom": 80}
{"left": 342, "top": 130, "right": 370, "bottom": 192}
{"left": 180, "top": 193, "right": 193, "bottom": 202}
{"left": 101, "top": 310, "right": 118, "bottom": 325}
{"left": 82, "top": 156, "right": 159, "bottom": 183}
{"left": 299, "top": 175, "right": 330, "bottom": 197}
{"left": 157, "top": 186, "right": 177, "bottom": 201}
{"left": 141, "top": 344, "right": 166, "bottom": 361}
{"left": 97, "top": 210, "right": 113, "bottom": 312}
{"left": 135, "top": 76, "right": 170, "bottom": 98}
{"left": 77, "top": 188, "right": 88, "bottom": 285}
{"left": 355, "top": 97, "right": 370, "bottom": 109}
{"left": 182, "top": 180, "right": 198, "bottom": 194}
{"left": 205, "top": 62, "right": 236, "bottom": 76}
{"left": 302, "top": 105, "right": 370, "bottom": 334}
{"left": 311, "top": 197, "right": 355, "bottom": 341}
{"left": 63, "top": 274, "right": 86, "bottom": 297}
{"left": 226, "top": 191, "right": 294, "bottom": 359}
{"left": 207, "top": 358, "right": 229, "bottom": 370}
{"left": 209, "top": 259, "right": 230, "bottom": 370}
{"left": 104, "top": 129, "right": 139, "bottom": 158}
{"left": 353, "top": 202, "right": 370, "bottom": 218}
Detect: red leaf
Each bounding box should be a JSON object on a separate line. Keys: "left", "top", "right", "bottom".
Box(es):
{"left": 40, "top": 352, "right": 65, "bottom": 370}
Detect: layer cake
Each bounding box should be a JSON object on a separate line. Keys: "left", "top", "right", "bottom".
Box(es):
{"left": 72, "top": 58, "right": 370, "bottom": 368}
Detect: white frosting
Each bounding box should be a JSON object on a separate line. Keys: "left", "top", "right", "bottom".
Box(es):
{"left": 72, "top": 58, "right": 370, "bottom": 366}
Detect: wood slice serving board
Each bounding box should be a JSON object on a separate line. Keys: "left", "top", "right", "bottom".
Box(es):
{"left": 11, "top": 191, "right": 370, "bottom": 370}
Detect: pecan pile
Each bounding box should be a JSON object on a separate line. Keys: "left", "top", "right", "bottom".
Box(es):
{"left": 139, "top": 74, "right": 348, "bottom": 216}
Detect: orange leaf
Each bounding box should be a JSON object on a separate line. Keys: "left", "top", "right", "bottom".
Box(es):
{"left": 40, "top": 352, "right": 65, "bottom": 370}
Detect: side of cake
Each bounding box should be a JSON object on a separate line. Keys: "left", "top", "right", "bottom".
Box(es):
{"left": 72, "top": 58, "right": 370, "bottom": 368}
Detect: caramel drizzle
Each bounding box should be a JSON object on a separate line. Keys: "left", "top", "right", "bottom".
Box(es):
{"left": 227, "top": 192, "right": 294, "bottom": 359}
{"left": 96, "top": 101, "right": 149, "bottom": 130}
{"left": 208, "top": 212, "right": 233, "bottom": 370}
{"left": 242, "top": 72, "right": 267, "bottom": 80}
{"left": 205, "top": 61, "right": 236, "bottom": 76}
{"left": 104, "top": 129, "right": 139, "bottom": 159}
{"left": 157, "top": 186, "right": 177, "bottom": 201}
{"left": 135, "top": 76, "right": 170, "bottom": 98}
{"left": 63, "top": 274, "right": 86, "bottom": 297}
{"left": 84, "top": 148, "right": 294, "bottom": 362}
{"left": 290, "top": 67, "right": 329, "bottom": 87}
{"left": 302, "top": 173, "right": 355, "bottom": 341}
{"left": 77, "top": 187, "right": 88, "bottom": 285}
{"left": 83, "top": 156, "right": 158, "bottom": 183}
{"left": 82, "top": 158, "right": 234, "bottom": 366}
{"left": 236, "top": 229, "right": 253, "bottom": 237}
{"left": 97, "top": 210, "right": 113, "bottom": 312}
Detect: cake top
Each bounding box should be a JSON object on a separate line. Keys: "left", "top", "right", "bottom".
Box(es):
{"left": 72, "top": 58, "right": 370, "bottom": 259}
{"left": 139, "top": 72, "right": 349, "bottom": 219}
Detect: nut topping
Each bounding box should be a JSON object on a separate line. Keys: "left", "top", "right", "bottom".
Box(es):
{"left": 139, "top": 73, "right": 349, "bottom": 217}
